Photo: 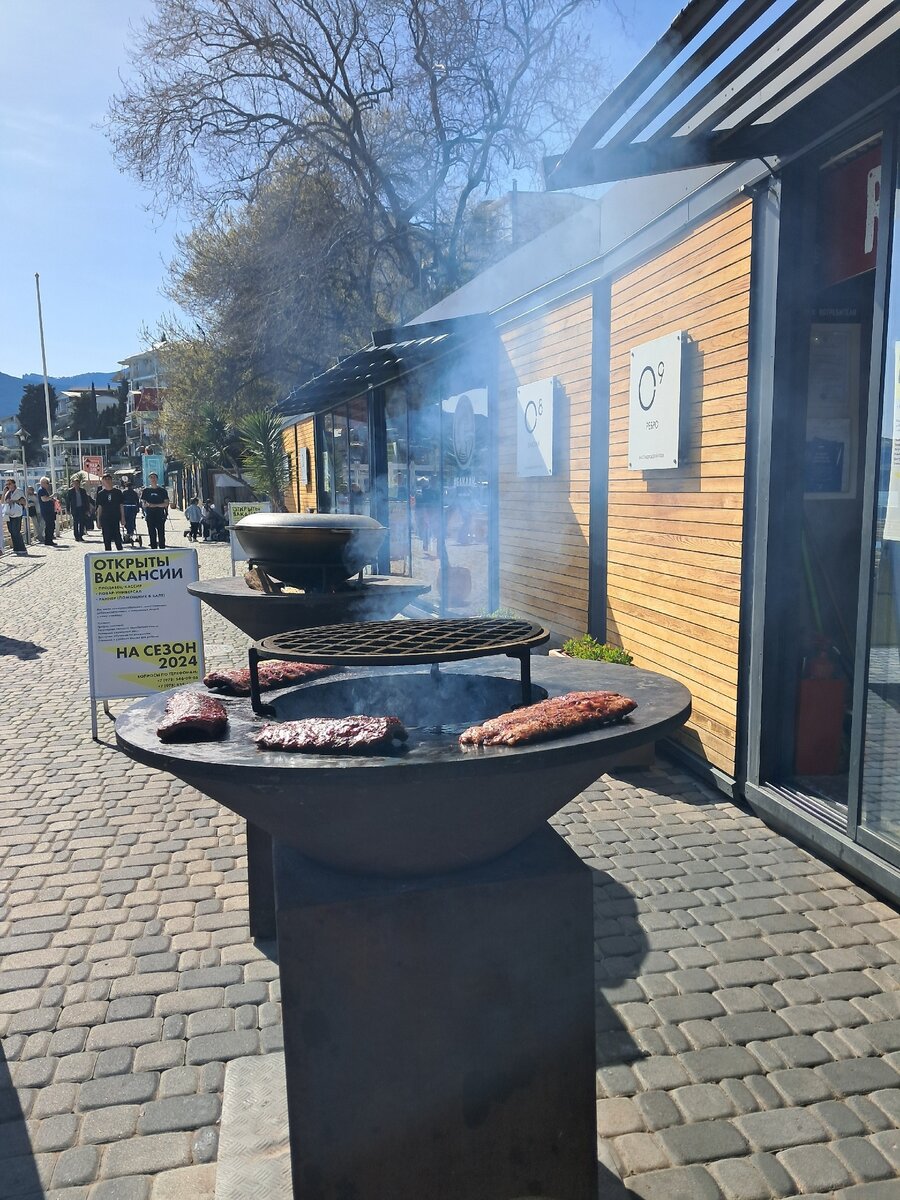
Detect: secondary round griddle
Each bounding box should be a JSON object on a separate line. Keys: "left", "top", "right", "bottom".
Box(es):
{"left": 116, "top": 658, "right": 691, "bottom": 875}
{"left": 247, "top": 617, "right": 549, "bottom": 714}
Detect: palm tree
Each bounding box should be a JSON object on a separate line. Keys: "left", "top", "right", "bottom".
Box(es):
{"left": 238, "top": 408, "right": 289, "bottom": 512}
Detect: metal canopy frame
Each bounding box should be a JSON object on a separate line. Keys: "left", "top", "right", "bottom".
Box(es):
{"left": 546, "top": 0, "right": 900, "bottom": 188}
{"left": 277, "top": 315, "right": 492, "bottom": 418}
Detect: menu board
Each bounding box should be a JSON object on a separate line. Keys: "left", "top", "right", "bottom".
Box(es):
{"left": 85, "top": 549, "right": 204, "bottom": 701}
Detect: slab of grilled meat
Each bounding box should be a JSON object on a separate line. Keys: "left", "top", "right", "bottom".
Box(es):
{"left": 459, "top": 690, "right": 636, "bottom": 748}
{"left": 204, "top": 661, "right": 335, "bottom": 696}
{"left": 255, "top": 715, "right": 408, "bottom": 754}
{"left": 157, "top": 692, "right": 229, "bottom": 743}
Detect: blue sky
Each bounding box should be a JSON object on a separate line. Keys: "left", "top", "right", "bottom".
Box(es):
{"left": 0, "top": 0, "right": 684, "bottom": 377}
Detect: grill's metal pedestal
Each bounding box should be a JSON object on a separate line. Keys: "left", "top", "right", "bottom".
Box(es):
{"left": 273, "top": 824, "right": 597, "bottom": 1200}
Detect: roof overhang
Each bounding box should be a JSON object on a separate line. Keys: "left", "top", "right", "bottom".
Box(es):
{"left": 276, "top": 315, "right": 493, "bottom": 419}
{"left": 546, "top": 0, "right": 900, "bottom": 189}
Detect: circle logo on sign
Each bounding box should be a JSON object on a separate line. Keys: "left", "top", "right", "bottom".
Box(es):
{"left": 524, "top": 399, "right": 539, "bottom": 433}
{"left": 638, "top": 361, "right": 665, "bottom": 412}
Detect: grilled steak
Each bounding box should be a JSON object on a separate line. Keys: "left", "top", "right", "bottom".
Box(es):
{"left": 459, "top": 691, "right": 636, "bottom": 748}
{"left": 204, "top": 661, "right": 335, "bottom": 696}
{"left": 157, "top": 692, "right": 228, "bottom": 743}
{"left": 255, "top": 715, "right": 408, "bottom": 754}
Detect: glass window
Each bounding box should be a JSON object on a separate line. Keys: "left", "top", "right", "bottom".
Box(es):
{"left": 347, "top": 398, "right": 370, "bottom": 516}
{"left": 860, "top": 192, "right": 900, "bottom": 850}
{"left": 440, "top": 389, "right": 490, "bottom": 614}
{"left": 408, "top": 390, "right": 442, "bottom": 609}
{"left": 332, "top": 408, "right": 351, "bottom": 514}
{"left": 385, "top": 385, "right": 411, "bottom": 576}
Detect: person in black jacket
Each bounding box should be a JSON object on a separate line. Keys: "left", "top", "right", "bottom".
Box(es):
{"left": 95, "top": 474, "right": 125, "bottom": 551}
{"left": 65, "top": 476, "right": 92, "bottom": 541}
{"left": 141, "top": 473, "right": 169, "bottom": 549}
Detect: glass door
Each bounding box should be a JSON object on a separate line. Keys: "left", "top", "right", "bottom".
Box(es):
{"left": 854, "top": 121, "right": 900, "bottom": 865}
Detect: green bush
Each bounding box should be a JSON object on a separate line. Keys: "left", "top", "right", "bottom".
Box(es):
{"left": 561, "top": 635, "right": 633, "bottom": 665}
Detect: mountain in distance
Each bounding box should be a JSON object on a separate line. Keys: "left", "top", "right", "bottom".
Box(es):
{"left": 0, "top": 370, "right": 118, "bottom": 416}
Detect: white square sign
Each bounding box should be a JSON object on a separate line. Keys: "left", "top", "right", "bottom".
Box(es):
{"left": 517, "top": 377, "right": 554, "bottom": 477}
{"left": 628, "top": 331, "right": 684, "bottom": 470}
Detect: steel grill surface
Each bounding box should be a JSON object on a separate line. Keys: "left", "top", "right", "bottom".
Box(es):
{"left": 255, "top": 617, "right": 548, "bottom": 666}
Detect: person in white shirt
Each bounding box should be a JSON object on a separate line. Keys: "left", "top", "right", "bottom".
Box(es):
{"left": 2, "top": 477, "right": 28, "bottom": 554}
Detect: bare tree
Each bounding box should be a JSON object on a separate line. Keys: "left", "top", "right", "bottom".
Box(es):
{"left": 109, "top": 0, "right": 615, "bottom": 311}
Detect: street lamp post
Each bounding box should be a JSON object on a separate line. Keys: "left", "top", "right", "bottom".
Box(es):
{"left": 16, "top": 429, "right": 30, "bottom": 545}
{"left": 34, "top": 273, "right": 58, "bottom": 494}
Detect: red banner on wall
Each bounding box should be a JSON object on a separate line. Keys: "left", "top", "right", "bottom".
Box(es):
{"left": 820, "top": 144, "right": 881, "bottom": 288}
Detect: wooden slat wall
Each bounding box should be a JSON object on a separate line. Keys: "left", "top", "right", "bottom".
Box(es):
{"left": 498, "top": 292, "right": 593, "bottom": 639}
{"left": 607, "top": 200, "right": 753, "bottom": 775}
{"left": 282, "top": 418, "right": 317, "bottom": 513}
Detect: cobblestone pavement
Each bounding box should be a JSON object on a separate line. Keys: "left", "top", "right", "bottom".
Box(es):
{"left": 1, "top": 525, "right": 899, "bottom": 1199}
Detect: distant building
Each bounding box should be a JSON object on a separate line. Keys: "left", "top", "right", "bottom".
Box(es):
{"left": 0, "top": 413, "right": 22, "bottom": 454}
{"left": 115, "top": 348, "right": 166, "bottom": 458}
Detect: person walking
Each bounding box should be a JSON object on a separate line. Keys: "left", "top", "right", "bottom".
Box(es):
{"left": 184, "top": 496, "right": 203, "bottom": 542}
{"left": 120, "top": 478, "right": 141, "bottom": 543}
{"left": 141, "top": 472, "right": 169, "bottom": 549}
{"left": 65, "top": 475, "right": 91, "bottom": 541}
{"left": 37, "top": 477, "right": 56, "bottom": 545}
{"left": 95, "top": 473, "right": 125, "bottom": 551}
{"left": 26, "top": 486, "right": 43, "bottom": 544}
{"left": 2, "top": 477, "right": 28, "bottom": 554}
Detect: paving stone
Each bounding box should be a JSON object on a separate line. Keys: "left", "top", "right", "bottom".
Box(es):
{"left": 191, "top": 1126, "right": 219, "bottom": 1163}
{"left": 158, "top": 1067, "right": 199, "bottom": 1098}
{"left": 32, "top": 1114, "right": 80, "bottom": 1153}
{"left": 88, "top": 1175, "right": 151, "bottom": 1199}
{"left": 633, "top": 1090, "right": 680, "bottom": 1131}
{"left": 54, "top": 1052, "right": 97, "bottom": 1084}
{"left": 596, "top": 1097, "right": 645, "bottom": 1137}
{"left": 133, "top": 1040, "right": 185, "bottom": 1074}
{"left": 817, "top": 1058, "right": 900, "bottom": 1097}
{"left": 633, "top": 1055, "right": 692, "bottom": 1091}
{"left": 33, "top": 1083, "right": 79, "bottom": 1119}
{"left": 807, "top": 972, "right": 880, "bottom": 1001}
{"left": 51, "top": 1146, "right": 100, "bottom": 1189}
{"left": 867, "top": 1129, "right": 900, "bottom": 1171}
{"left": 137, "top": 1094, "right": 221, "bottom": 1135}
{"left": 769, "top": 1068, "right": 835, "bottom": 1106}
{"left": 627, "top": 1164, "right": 723, "bottom": 1200}
{"left": 747, "top": 1151, "right": 796, "bottom": 1198}
{"left": 837, "top": 1184, "right": 900, "bottom": 1200}
{"left": 715, "top": 1013, "right": 793, "bottom": 1045}
{"left": 93, "top": 1047, "right": 135, "bottom": 1077}
{"left": 831, "top": 1137, "right": 895, "bottom": 1183}
{"left": 671, "top": 1084, "right": 735, "bottom": 1123}
{"left": 104, "top": 1134, "right": 192, "bottom": 1178}
{"left": 86, "top": 1017, "right": 163, "bottom": 1051}
{"left": 186, "top": 1008, "right": 233, "bottom": 1037}
{"left": 57, "top": 1002, "right": 108, "bottom": 1029}
{"left": 681, "top": 1047, "right": 759, "bottom": 1083}
{"left": 80, "top": 1104, "right": 141, "bottom": 1145}
{"left": 185, "top": 1029, "right": 259, "bottom": 1065}
{"left": 147, "top": 1163, "right": 215, "bottom": 1199}
{"left": 708, "top": 1156, "right": 773, "bottom": 1200}
{"left": 737, "top": 1108, "right": 829, "bottom": 1153}
{"left": 652, "top": 991, "right": 725, "bottom": 1023}
{"left": 12, "top": 1056, "right": 57, "bottom": 1088}
{"left": 155, "top": 988, "right": 224, "bottom": 1018}
{"left": 612, "top": 1132, "right": 669, "bottom": 1176}
{"left": 77, "top": 1072, "right": 158, "bottom": 1111}
{"left": 107, "top": 997, "right": 155, "bottom": 1022}
{"left": 776, "top": 1143, "right": 854, "bottom": 1193}
{"left": 768, "top": 1035, "right": 833, "bottom": 1068}
{"left": 658, "top": 1119, "right": 748, "bottom": 1166}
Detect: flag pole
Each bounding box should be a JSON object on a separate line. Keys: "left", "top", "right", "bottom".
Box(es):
{"left": 35, "top": 273, "right": 58, "bottom": 494}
